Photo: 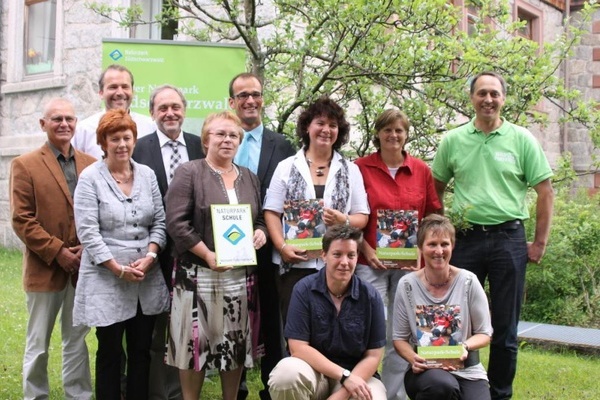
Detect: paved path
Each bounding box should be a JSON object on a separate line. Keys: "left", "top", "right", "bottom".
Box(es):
{"left": 518, "top": 321, "right": 600, "bottom": 353}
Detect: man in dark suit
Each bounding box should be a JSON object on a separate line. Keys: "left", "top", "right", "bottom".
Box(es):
{"left": 132, "top": 84, "right": 204, "bottom": 400}
{"left": 11, "top": 98, "right": 96, "bottom": 399}
{"left": 229, "top": 72, "right": 296, "bottom": 400}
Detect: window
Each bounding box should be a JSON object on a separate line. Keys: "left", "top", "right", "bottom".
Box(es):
{"left": 452, "top": 0, "right": 482, "bottom": 36}
{"left": 466, "top": 6, "right": 479, "bottom": 36}
{"left": 25, "top": 0, "right": 57, "bottom": 76}
{"left": 1, "top": 0, "right": 65, "bottom": 93}
{"left": 514, "top": 1, "right": 543, "bottom": 45}
{"left": 131, "top": 0, "right": 178, "bottom": 40}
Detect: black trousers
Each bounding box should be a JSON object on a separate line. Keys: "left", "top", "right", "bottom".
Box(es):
{"left": 405, "top": 368, "right": 490, "bottom": 400}
{"left": 95, "top": 303, "right": 156, "bottom": 400}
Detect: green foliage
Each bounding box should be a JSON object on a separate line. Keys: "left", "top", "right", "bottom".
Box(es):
{"left": 523, "top": 181, "right": 600, "bottom": 328}
{"left": 86, "top": 0, "right": 600, "bottom": 159}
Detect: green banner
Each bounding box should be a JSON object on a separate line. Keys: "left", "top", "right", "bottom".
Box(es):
{"left": 102, "top": 39, "right": 247, "bottom": 134}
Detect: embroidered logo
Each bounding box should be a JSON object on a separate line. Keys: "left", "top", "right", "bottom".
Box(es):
{"left": 494, "top": 151, "right": 516, "bottom": 164}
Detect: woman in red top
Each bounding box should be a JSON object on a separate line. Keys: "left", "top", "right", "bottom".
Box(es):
{"left": 354, "top": 109, "right": 441, "bottom": 400}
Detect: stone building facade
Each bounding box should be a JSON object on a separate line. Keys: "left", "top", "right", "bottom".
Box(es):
{"left": 0, "top": 0, "right": 598, "bottom": 248}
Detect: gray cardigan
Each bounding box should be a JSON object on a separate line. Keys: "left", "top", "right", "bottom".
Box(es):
{"left": 165, "top": 159, "right": 267, "bottom": 268}
{"left": 73, "top": 159, "right": 168, "bottom": 327}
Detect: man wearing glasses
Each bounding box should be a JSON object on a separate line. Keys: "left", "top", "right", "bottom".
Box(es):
{"left": 10, "top": 98, "right": 96, "bottom": 399}
{"left": 229, "top": 73, "right": 296, "bottom": 400}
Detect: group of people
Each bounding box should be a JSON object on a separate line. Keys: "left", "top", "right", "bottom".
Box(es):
{"left": 10, "top": 66, "right": 553, "bottom": 400}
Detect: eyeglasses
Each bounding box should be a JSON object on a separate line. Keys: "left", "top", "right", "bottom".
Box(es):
{"left": 211, "top": 132, "right": 241, "bottom": 141}
{"left": 46, "top": 116, "right": 76, "bottom": 124}
{"left": 233, "top": 92, "right": 263, "bottom": 101}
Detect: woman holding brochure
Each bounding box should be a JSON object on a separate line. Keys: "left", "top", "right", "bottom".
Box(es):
{"left": 393, "top": 215, "right": 492, "bottom": 400}
{"left": 354, "top": 109, "right": 441, "bottom": 399}
{"left": 165, "top": 111, "right": 267, "bottom": 400}
{"left": 263, "top": 96, "right": 370, "bottom": 325}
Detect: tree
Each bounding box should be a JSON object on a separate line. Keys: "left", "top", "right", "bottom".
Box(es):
{"left": 89, "top": 0, "right": 600, "bottom": 161}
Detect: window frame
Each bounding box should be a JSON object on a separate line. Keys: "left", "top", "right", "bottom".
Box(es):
{"left": 514, "top": 0, "right": 544, "bottom": 46}
{"left": 1, "top": 0, "right": 65, "bottom": 94}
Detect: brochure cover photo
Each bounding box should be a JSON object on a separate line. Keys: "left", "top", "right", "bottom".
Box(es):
{"left": 283, "top": 199, "right": 325, "bottom": 259}
{"left": 376, "top": 209, "right": 419, "bottom": 268}
{"left": 415, "top": 304, "right": 464, "bottom": 369}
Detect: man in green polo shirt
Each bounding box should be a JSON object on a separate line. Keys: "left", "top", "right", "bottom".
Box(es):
{"left": 432, "top": 71, "right": 554, "bottom": 400}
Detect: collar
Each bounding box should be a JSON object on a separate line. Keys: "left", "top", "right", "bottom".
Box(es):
{"left": 157, "top": 129, "right": 186, "bottom": 148}
{"left": 47, "top": 141, "right": 74, "bottom": 159}
{"left": 313, "top": 267, "right": 360, "bottom": 301}
{"left": 244, "top": 123, "right": 264, "bottom": 141}
{"left": 467, "top": 117, "right": 508, "bottom": 136}
{"left": 363, "top": 150, "right": 414, "bottom": 175}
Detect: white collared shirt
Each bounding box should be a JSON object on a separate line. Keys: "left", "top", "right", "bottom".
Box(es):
{"left": 157, "top": 130, "right": 189, "bottom": 183}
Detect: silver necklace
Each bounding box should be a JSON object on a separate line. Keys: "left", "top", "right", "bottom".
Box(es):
{"left": 206, "top": 159, "right": 235, "bottom": 175}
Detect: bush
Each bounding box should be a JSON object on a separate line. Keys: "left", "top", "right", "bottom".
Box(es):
{"left": 522, "top": 186, "right": 600, "bottom": 328}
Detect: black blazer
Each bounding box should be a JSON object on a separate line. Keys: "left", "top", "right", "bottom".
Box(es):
{"left": 132, "top": 131, "right": 205, "bottom": 199}
{"left": 256, "top": 127, "right": 296, "bottom": 201}
{"left": 132, "top": 131, "right": 204, "bottom": 288}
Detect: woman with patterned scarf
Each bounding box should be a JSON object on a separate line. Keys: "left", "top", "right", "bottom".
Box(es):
{"left": 264, "top": 96, "right": 370, "bottom": 326}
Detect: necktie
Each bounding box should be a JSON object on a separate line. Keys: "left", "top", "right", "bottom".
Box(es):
{"left": 169, "top": 140, "right": 181, "bottom": 182}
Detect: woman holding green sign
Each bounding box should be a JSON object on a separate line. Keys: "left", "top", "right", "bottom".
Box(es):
{"left": 164, "top": 111, "right": 267, "bottom": 400}
{"left": 354, "top": 109, "right": 441, "bottom": 400}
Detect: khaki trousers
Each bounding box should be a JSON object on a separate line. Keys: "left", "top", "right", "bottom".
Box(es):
{"left": 269, "top": 357, "right": 387, "bottom": 400}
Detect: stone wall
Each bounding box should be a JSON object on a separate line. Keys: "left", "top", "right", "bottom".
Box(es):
{"left": 0, "top": 1, "right": 117, "bottom": 248}
{"left": 565, "top": 9, "right": 600, "bottom": 182}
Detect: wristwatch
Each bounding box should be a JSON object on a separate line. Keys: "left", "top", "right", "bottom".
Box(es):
{"left": 340, "top": 369, "right": 351, "bottom": 385}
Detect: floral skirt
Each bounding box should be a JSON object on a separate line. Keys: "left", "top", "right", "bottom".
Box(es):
{"left": 165, "top": 259, "right": 256, "bottom": 372}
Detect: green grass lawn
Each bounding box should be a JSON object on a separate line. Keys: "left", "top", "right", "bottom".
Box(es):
{"left": 1, "top": 247, "right": 598, "bottom": 399}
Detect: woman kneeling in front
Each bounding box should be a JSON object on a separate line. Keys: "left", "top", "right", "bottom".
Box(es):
{"left": 269, "top": 225, "right": 387, "bottom": 400}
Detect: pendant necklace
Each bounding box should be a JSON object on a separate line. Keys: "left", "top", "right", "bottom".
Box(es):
{"left": 306, "top": 157, "right": 331, "bottom": 177}
{"left": 328, "top": 287, "right": 346, "bottom": 299}
{"left": 109, "top": 165, "right": 132, "bottom": 184}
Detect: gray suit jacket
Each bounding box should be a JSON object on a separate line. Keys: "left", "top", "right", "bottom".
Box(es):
{"left": 73, "top": 160, "right": 168, "bottom": 327}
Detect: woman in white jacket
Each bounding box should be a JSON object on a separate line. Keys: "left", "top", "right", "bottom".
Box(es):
{"left": 264, "top": 96, "right": 370, "bottom": 325}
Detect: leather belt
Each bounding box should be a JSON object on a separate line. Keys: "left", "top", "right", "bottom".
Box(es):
{"left": 471, "top": 219, "right": 521, "bottom": 232}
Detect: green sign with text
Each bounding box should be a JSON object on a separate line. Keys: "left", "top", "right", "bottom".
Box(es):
{"left": 102, "top": 39, "right": 247, "bottom": 134}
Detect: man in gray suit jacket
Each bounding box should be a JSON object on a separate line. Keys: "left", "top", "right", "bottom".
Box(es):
{"left": 229, "top": 72, "right": 296, "bottom": 400}
{"left": 132, "top": 85, "right": 204, "bottom": 400}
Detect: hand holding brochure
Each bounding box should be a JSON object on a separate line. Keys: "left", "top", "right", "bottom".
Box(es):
{"left": 414, "top": 303, "right": 465, "bottom": 369}
{"left": 282, "top": 199, "right": 325, "bottom": 259}
{"left": 376, "top": 209, "right": 419, "bottom": 268}
{"left": 211, "top": 204, "right": 257, "bottom": 267}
